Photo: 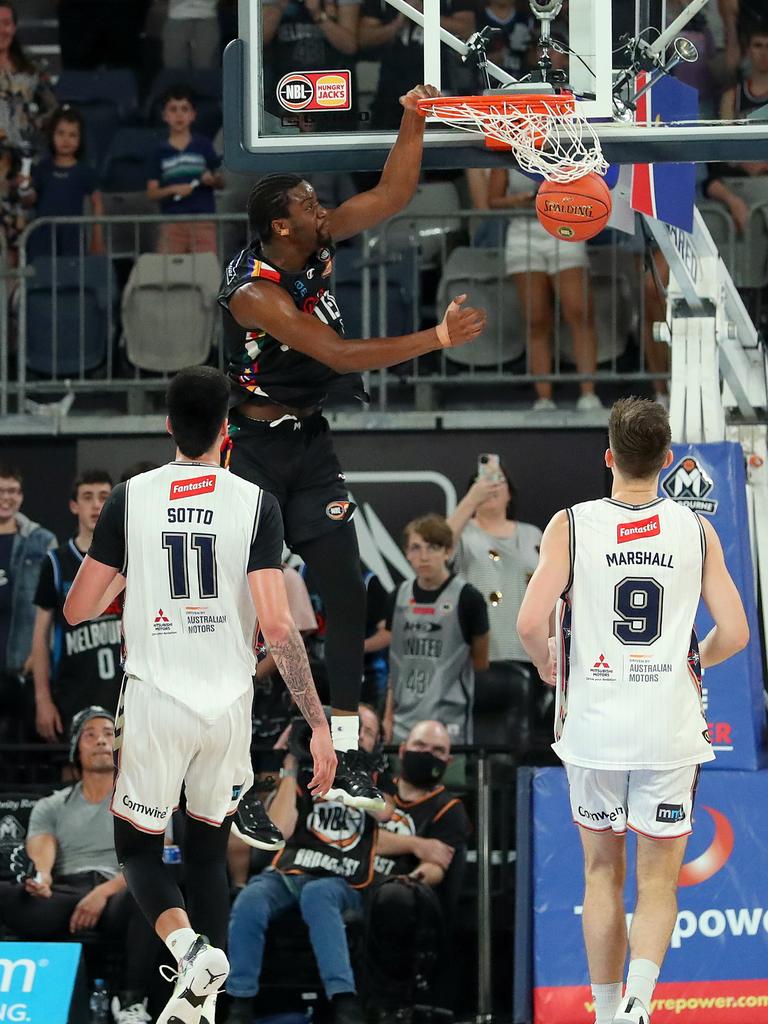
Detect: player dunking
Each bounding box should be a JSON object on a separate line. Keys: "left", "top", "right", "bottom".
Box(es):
{"left": 65, "top": 367, "right": 336, "bottom": 1024}
{"left": 517, "top": 398, "right": 749, "bottom": 1024}
{"left": 217, "top": 83, "right": 486, "bottom": 811}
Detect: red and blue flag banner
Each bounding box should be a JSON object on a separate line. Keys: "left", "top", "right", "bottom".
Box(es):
{"left": 631, "top": 74, "right": 698, "bottom": 232}
{"left": 531, "top": 768, "right": 768, "bottom": 1023}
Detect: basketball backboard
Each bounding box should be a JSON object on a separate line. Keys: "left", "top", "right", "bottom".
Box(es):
{"left": 223, "top": 0, "right": 768, "bottom": 173}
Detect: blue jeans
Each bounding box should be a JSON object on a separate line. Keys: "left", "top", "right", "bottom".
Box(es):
{"left": 227, "top": 869, "right": 363, "bottom": 999}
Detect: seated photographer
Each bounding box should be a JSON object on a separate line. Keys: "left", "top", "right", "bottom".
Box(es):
{"left": 366, "top": 719, "right": 471, "bottom": 1019}
{"left": 0, "top": 707, "right": 159, "bottom": 1024}
{"left": 227, "top": 705, "right": 394, "bottom": 1024}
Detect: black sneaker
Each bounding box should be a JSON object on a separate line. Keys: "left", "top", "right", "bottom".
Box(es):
{"left": 231, "top": 791, "right": 285, "bottom": 851}
{"left": 330, "top": 993, "right": 364, "bottom": 1024}
{"left": 326, "top": 749, "right": 386, "bottom": 811}
{"left": 225, "top": 996, "right": 253, "bottom": 1023}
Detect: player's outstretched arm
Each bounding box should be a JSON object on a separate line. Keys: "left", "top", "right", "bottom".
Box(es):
{"left": 229, "top": 280, "right": 485, "bottom": 373}
{"left": 328, "top": 85, "right": 439, "bottom": 242}
{"left": 64, "top": 556, "right": 122, "bottom": 625}
{"left": 248, "top": 568, "right": 337, "bottom": 795}
{"left": 698, "top": 517, "right": 750, "bottom": 669}
{"left": 517, "top": 510, "right": 571, "bottom": 684}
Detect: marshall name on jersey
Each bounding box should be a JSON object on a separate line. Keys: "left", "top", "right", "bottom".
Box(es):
{"left": 217, "top": 242, "right": 366, "bottom": 409}
{"left": 554, "top": 496, "right": 715, "bottom": 771}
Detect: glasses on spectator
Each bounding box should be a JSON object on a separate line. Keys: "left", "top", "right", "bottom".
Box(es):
{"left": 0, "top": 486, "right": 22, "bottom": 497}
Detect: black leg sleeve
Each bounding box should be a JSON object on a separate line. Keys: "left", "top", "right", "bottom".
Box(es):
{"left": 295, "top": 523, "right": 366, "bottom": 713}
{"left": 100, "top": 889, "right": 163, "bottom": 995}
{"left": 183, "top": 814, "right": 233, "bottom": 950}
{"left": 114, "top": 817, "right": 185, "bottom": 930}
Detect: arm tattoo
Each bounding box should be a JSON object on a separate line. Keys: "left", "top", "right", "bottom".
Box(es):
{"left": 268, "top": 622, "right": 327, "bottom": 729}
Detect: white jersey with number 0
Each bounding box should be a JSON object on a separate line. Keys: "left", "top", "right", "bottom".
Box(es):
{"left": 121, "top": 463, "right": 264, "bottom": 721}
{"left": 553, "top": 496, "right": 715, "bottom": 770}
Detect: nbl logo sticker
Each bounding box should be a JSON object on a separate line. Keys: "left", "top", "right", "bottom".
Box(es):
{"left": 277, "top": 70, "right": 352, "bottom": 112}
{"left": 662, "top": 456, "right": 718, "bottom": 514}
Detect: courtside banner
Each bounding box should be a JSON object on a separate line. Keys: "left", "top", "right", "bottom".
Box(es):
{"left": 659, "top": 442, "right": 766, "bottom": 770}
{"left": 0, "top": 943, "right": 81, "bottom": 1023}
{"left": 532, "top": 768, "right": 768, "bottom": 1024}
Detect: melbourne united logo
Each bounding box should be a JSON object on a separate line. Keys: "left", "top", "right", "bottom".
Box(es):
{"left": 662, "top": 456, "right": 718, "bottom": 515}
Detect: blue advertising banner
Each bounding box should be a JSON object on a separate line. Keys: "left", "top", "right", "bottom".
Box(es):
{"left": 659, "top": 442, "right": 766, "bottom": 770}
{"left": 532, "top": 767, "right": 768, "bottom": 1023}
{"left": 0, "top": 943, "right": 81, "bottom": 1024}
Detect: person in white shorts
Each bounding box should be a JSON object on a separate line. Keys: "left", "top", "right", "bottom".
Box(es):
{"left": 517, "top": 396, "right": 749, "bottom": 1024}
{"left": 487, "top": 164, "right": 602, "bottom": 414}
{"left": 64, "top": 366, "right": 336, "bottom": 1024}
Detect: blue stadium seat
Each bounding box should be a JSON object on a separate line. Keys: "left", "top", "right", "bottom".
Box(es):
{"left": 54, "top": 70, "right": 140, "bottom": 167}
{"left": 332, "top": 247, "right": 414, "bottom": 338}
{"left": 25, "top": 256, "right": 118, "bottom": 376}
{"left": 101, "top": 127, "right": 164, "bottom": 192}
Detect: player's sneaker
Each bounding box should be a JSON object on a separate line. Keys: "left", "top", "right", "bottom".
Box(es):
{"left": 326, "top": 749, "right": 386, "bottom": 811}
{"left": 111, "top": 994, "right": 151, "bottom": 1023}
{"left": 157, "top": 936, "right": 229, "bottom": 1024}
{"left": 199, "top": 992, "right": 218, "bottom": 1024}
{"left": 231, "top": 791, "right": 285, "bottom": 851}
{"left": 612, "top": 995, "right": 650, "bottom": 1024}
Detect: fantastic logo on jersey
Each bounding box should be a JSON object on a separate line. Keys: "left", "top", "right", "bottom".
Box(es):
{"left": 169, "top": 475, "right": 216, "bottom": 501}
{"left": 617, "top": 514, "right": 661, "bottom": 544}
{"left": 662, "top": 457, "right": 718, "bottom": 514}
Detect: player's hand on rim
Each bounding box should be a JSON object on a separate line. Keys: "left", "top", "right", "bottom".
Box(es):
{"left": 307, "top": 726, "right": 337, "bottom": 796}
{"left": 400, "top": 83, "right": 440, "bottom": 113}
{"left": 437, "top": 294, "right": 486, "bottom": 349}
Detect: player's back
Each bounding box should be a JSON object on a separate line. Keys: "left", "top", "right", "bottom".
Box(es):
{"left": 121, "top": 462, "right": 263, "bottom": 721}
{"left": 554, "top": 496, "right": 714, "bottom": 770}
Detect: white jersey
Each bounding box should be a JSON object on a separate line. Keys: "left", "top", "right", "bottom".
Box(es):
{"left": 553, "top": 496, "right": 714, "bottom": 770}
{"left": 90, "top": 462, "right": 283, "bottom": 722}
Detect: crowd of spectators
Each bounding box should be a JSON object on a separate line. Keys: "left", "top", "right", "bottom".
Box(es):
{"left": 0, "top": 449, "right": 538, "bottom": 1022}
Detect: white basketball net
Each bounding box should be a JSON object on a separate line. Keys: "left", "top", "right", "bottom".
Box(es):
{"left": 422, "top": 97, "right": 608, "bottom": 184}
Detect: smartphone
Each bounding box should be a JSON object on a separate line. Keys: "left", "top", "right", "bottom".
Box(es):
{"left": 477, "top": 453, "right": 501, "bottom": 482}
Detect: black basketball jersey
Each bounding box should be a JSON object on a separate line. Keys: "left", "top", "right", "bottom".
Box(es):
{"left": 217, "top": 242, "right": 366, "bottom": 410}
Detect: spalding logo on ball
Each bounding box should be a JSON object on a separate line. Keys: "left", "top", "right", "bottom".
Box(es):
{"left": 535, "top": 172, "right": 612, "bottom": 243}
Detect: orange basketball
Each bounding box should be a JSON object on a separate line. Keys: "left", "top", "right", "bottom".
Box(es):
{"left": 535, "top": 173, "right": 612, "bottom": 242}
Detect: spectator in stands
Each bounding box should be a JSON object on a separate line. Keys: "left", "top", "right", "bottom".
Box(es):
{"left": 360, "top": 0, "right": 475, "bottom": 129}
{"left": 30, "top": 470, "right": 121, "bottom": 742}
{"left": 226, "top": 704, "right": 393, "bottom": 1024}
{"left": 0, "top": 463, "right": 56, "bottom": 744}
{"left": 120, "top": 460, "right": 161, "bottom": 482}
{"left": 147, "top": 87, "right": 224, "bottom": 255}
{"left": 263, "top": 0, "right": 361, "bottom": 120}
{"left": 447, "top": 462, "right": 542, "bottom": 742}
{"left": 705, "top": 25, "right": 768, "bottom": 233}
{"left": 367, "top": 719, "right": 471, "bottom": 1020}
{"left": 301, "top": 561, "right": 391, "bottom": 710}
{"left": 0, "top": 708, "right": 158, "bottom": 1024}
{"left": 19, "top": 107, "right": 105, "bottom": 262}
{"left": 477, "top": 0, "right": 533, "bottom": 80}
{"left": 0, "top": 3, "right": 56, "bottom": 264}
{"left": 666, "top": 2, "right": 717, "bottom": 118}
{"left": 57, "top": 0, "right": 151, "bottom": 70}
{"left": 163, "top": 0, "right": 221, "bottom": 69}
{"left": 384, "top": 514, "right": 489, "bottom": 744}
{"left": 487, "top": 166, "right": 602, "bottom": 411}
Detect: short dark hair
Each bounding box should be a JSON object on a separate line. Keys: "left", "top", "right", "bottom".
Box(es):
{"left": 0, "top": 463, "right": 22, "bottom": 485}
{"left": 1, "top": 3, "right": 35, "bottom": 74}
{"left": 608, "top": 396, "right": 671, "bottom": 479}
{"left": 120, "top": 461, "right": 160, "bottom": 482}
{"left": 162, "top": 86, "right": 196, "bottom": 109}
{"left": 403, "top": 513, "right": 454, "bottom": 551}
{"left": 70, "top": 469, "right": 113, "bottom": 503}
{"left": 49, "top": 106, "right": 86, "bottom": 160}
{"left": 248, "top": 174, "right": 304, "bottom": 240}
{"left": 465, "top": 459, "right": 517, "bottom": 520}
{"left": 166, "top": 366, "right": 230, "bottom": 458}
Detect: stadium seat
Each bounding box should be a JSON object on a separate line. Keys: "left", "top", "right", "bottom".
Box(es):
{"left": 24, "top": 256, "right": 117, "bottom": 377}
{"left": 332, "top": 247, "right": 415, "bottom": 337}
{"left": 697, "top": 200, "right": 737, "bottom": 281}
{"left": 54, "top": 70, "right": 140, "bottom": 167}
{"left": 121, "top": 253, "right": 221, "bottom": 371}
{"left": 144, "top": 69, "right": 223, "bottom": 139}
{"left": 101, "top": 191, "right": 159, "bottom": 256}
{"left": 367, "top": 181, "right": 462, "bottom": 268}
{"left": 436, "top": 247, "right": 525, "bottom": 367}
{"left": 215, "top": 189, "right": 250, "bottom": 261}
{"left": 101, "top": 127, "right": 165, "bottom": 192}
{"left": 716, "top": 178, "right": 768, "bottom": 289}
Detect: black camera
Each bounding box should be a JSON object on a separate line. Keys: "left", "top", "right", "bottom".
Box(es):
{"left": 287, "top": 707, "right": 332, "bottom": 767}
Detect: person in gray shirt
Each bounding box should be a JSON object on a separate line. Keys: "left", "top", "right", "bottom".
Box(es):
{"left": 0, "top": 706, "right": 159, "bottom": 1024}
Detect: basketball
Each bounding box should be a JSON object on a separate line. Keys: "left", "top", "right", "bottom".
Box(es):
{"left": 535, "top": 173, "right": 612, "bottom": 242}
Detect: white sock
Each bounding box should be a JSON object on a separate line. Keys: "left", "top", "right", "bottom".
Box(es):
{"left": 591, "top": 982, "right": 623, "bottom": 1024}
{"left": 165, "top": 927, "right": 197, "bottom": 962}
{"left": 331, "top": 714, "right": 359, "bottom": 753}
{"left": 625, "top": 959, "right": 659, "bottom": 1015}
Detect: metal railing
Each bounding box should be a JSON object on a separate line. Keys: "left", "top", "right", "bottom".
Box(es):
{"left": 1, "top": 208, "right": 667, "bottom": 421}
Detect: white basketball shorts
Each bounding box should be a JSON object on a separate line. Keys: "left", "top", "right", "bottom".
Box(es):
{"left": 111, "top": 676, "right": 254, "bottom": 833}
{"left": 565, "top": 762, "right": 702, "bottom": 840}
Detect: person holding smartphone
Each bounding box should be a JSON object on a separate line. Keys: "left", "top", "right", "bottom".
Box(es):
{"left": 447, "top": 455, "right": 543, "bottom": 746}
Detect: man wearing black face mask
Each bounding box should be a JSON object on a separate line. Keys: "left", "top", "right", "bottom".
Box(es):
{"left": 366, "top": 720, "right": 471, "bottom": 1020}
